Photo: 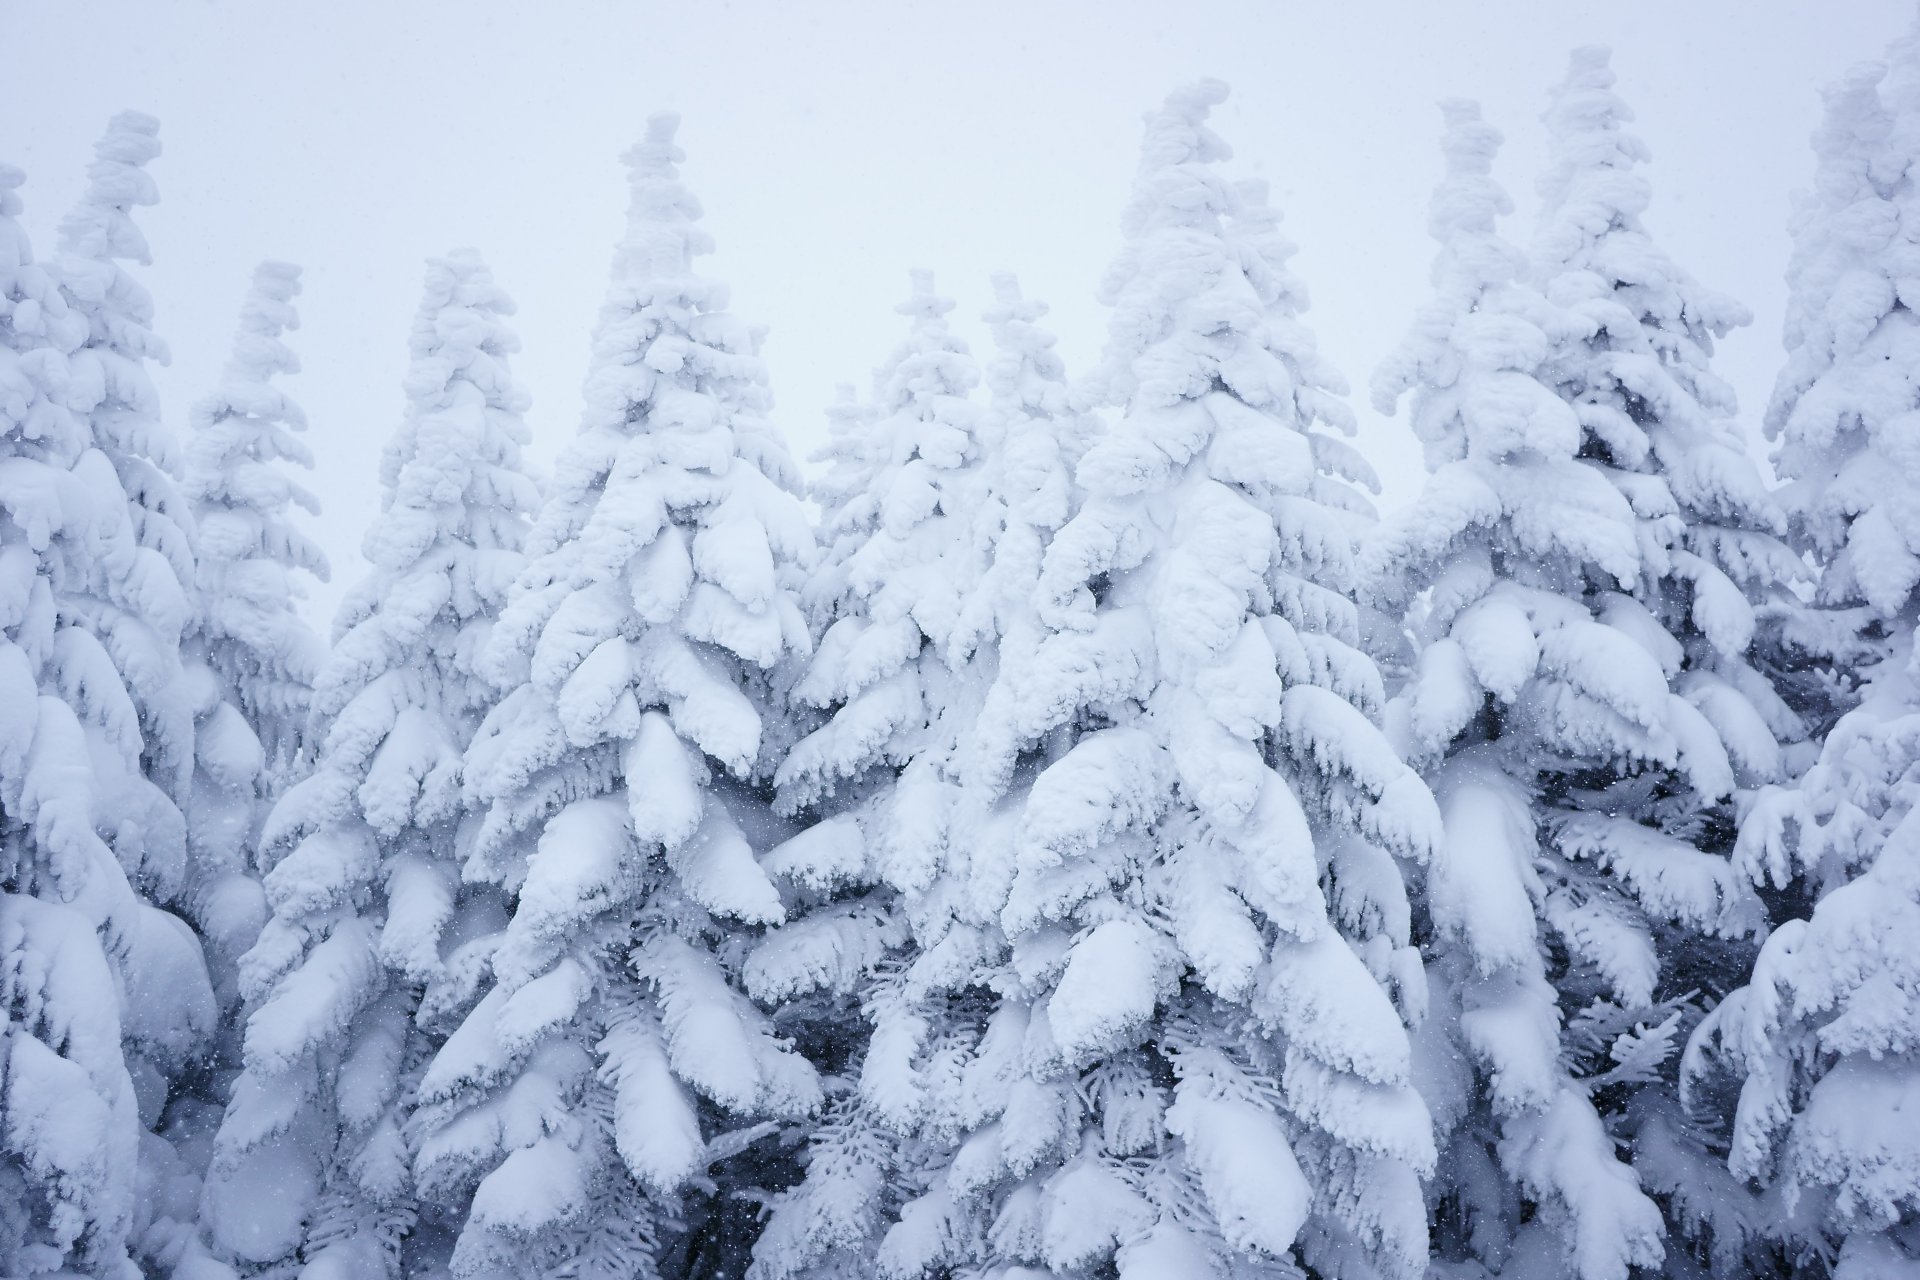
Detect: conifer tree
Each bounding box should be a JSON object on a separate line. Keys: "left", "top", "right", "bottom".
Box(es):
{"left": 2, "top": 152, "right": 216, "bottom": 1280}
{"left": 1522, "top": 48, "right": 1804, "bottom": 1273}
{"left": 1365, "top": 90, "right": 1791, "bottom": 1279}
{"left": 1687, "top": 26, "right": 1920, "bottom": 1277}
{"left": 751, "top": 279, "right": 993, "bottom": 1280}
{"left": 183, "top": 260, "right": 329, "bottom": 775}
{"left": 51, "top": 110, "right": 254, "bottom": 1280}
{"left": 750, "top": 271, "right": 1058, "bottom": 1279}
{"left": 776, "top": 268, "right": 987, "bottom": 820}
{"left": 953, "top": 272, "right": 1099, "bottom": 700}
{"left": 760, "top": 83, "right": 1441, "bottom": 1280}
{"left": 52, "top": 111, "right": 198, "bottom": 816}
{"left": 412, "top": 114, "right": 819, "bottom": 1278}
{"left": 178, "top": 261, "right": 329, "bottom": 991}
{"left": 199, "top": 250, "right": 540, "bottom": 1277}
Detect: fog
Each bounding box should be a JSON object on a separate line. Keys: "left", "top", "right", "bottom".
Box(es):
{"left": 4, "top": 0, "right": 1905, "bottom": 622}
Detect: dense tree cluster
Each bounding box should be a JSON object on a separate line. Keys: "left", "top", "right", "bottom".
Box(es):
{"left": 2, "top": 30, "right": 1916, "bottom": 1280}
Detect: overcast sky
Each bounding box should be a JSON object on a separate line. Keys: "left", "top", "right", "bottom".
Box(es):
{"left": 3, "top": 0, "right": 1909, "bottom": 626}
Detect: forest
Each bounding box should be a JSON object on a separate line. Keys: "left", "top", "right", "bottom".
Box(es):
{"left": 0, "top": 16, "right": 1916, "bottom": 1280}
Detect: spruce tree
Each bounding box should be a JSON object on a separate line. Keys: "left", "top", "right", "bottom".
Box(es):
{"left": 200, "top": 250, "right": 540, "bottom": 1276}
{"left": 750, "top": 272, "right": 1045, "bottom": 1280}
{"left": 183, "top": 259, "right": 329, "bottom": 776}
{"left": 178, "top": 260, "right": 329, "bottom": 1002}
{"left": 52, "top": 111, "right": 198, "bottom": 816}
{"left": 2, "top": 149, "right": 216, "bottom": 1280}
{"left": 412, "top": 114, "right": 819, "bottom": 1278}
{"left": 1524, "top": 48, "right": 1804, "bottom": 1273}
{"left": 760, "top": 83, "right": 1440, "bottom": 1280}
{"left": 1688, "top": 25, "right": 1920, "bottom": 1277}
{"left": 971, "top": 81, "right": 1435, "bottom": 1280}
{"left": 776, "top": 268, "right": 988, "bottom": 820}
{"left": 1366, "top": 89, "right": 1797, "bottom": 1278}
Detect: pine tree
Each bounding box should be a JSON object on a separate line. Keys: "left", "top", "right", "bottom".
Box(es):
{"left": 775, "top": 267, "right": 988, "bottom": 819}
{"left": 183, "top": 259, "right": 329, "bottom": 776}
{"left": 1365, "top": 89, "right": 1795, "bottom": 1279}
{"left": 750, "top": 273, "right": 995, "bottom": 1280}
{"left": 178, "top": 260, "right": 329, "bottom": 1004}
{"left": 760, "top": 83, "right": 1440, "bottom": 1280}
{"left": 1522, "top": 49, "right": 1805, "bottom": 1274}
{"left": 197, "top": 250, "right": 540, "bottom": 1276}
{"left": 52, "top": 111, "right": 199, "bottom": 817}
{"left": 2, "top": 149, "right": 216, "bottom": 1280}
{"left": 412, "top": 114, "right": 820, "bottom": 1278}
{"left": 749, "top": 272, "right": 1052, "bottom": 1280}
{"left": 1685, "top": 26, "right": 1920, "bottom": 1276}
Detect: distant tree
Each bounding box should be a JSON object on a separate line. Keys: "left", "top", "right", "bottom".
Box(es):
{"left": 1366, "top": 95, "right": 1768, "bottom": 1280}
{"left": 411, "top": 115, "right": 819, "bottom": 1279}
{"left": 1689, "top": 25, "right": 1920, "bottom": 1278}
{"left": 183, "top": 259, "right": 329, "bottom": 777}
{"left": 2, "top": 142, "right": 215, "bottom": 1280}
{"left": 200, "top": 250, "right": 540, "bottom": 1278}
{"left": 177, "top": 260, "right": 329, "bottom": 1008}
{"left": 758, "top": 83, "right": 1439, "bottom": 1280}
{"left": 1522, "top": 48, "right": 1804, "bottom": 1275}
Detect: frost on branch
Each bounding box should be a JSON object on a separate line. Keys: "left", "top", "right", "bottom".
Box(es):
{"left": 417, "top": 113, "right": 818, "bottom": 1277}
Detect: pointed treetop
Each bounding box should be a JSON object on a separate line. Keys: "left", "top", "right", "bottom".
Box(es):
{"left": 988, "top": 270, "right": 1023, "bottom": 307}
{"left": 615, "top": 110, "right": 711, "bottom": 280}
{"left": 982, "top": 270, "right": 1065, "bottom": 398}
{"left": 1434, "top": 98, "right": 1510, "bottom": 226}
{"left": 397, "top": 247, "right": 519, "bottom": 410}
{"left": 1372, "top": 102, "right": 1527, "bottom": 416}
{"left": 1815, "top": 62, "right": 1895, "bottom": 199}
{"left": 1115, "top": 79, "right": 1236, "bottom": 249}
{"left": 57, "top": 111, "right": 161, "bottom": 265}
{"left": 1543, "top": 45, "right": 1642, "bottom": 155}
{"left": 222, "top": 260, "right": 302, "bottom": 386}
{"left": 984, "top": 270, "right": 1053, "bottom": 337}
{"left": 0, "top": 162, "right": 25, "bottom": 229}
{"left": 1566, "top": 42, "right": 1615, "bottom": 74}
{"left": 624, "top": 109, "right": 687, "bottom": 180}
{"left": 1138, "top": 78, "right": 1232, "bottom": 170}
{"left": 895, "top": 267, "right": 955, "bottom": 324}
{"left": 982, "top": 268, "right": 1071, "bottom": 445}
{"left": 1426, "top": 99, "right": 1522, "bottom": 275}
{"left": 1536, "top": 50, "right": 1643, "bottom": 254}
{"left": 359, "top": 247, "right": 532, "bottom": 590}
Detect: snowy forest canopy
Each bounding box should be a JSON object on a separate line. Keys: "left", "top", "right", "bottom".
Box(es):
{"left": 1, "top": 21, "right": 1918, "bottom": 1280}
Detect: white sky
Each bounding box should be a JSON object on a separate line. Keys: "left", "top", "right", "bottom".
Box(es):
{"left": 3, "top": 0, "right": 1909, "bottom": 627}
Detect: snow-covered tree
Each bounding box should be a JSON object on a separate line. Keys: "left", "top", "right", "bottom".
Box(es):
{"left": 968, "top": 81, "right": 1436, "bottom": 1280}
{"left": 1521, "top": 49, "right": 1807, "bottom": 1274}
{"left": 184, "top": 259, "right": 329, "bottom": 776}
{"left": 1685, "top": 27, "right": 1920, "bottom": 1276}
{"left": 951, "top": 272, "right": 1100, "bottom": 694}
{"left": 1365, "top": 88, "right": 1790, "bottom": 1279}
{"left": 777, "top": 266, "right": 987, "bottom": 814}
{"left": 198, "top": 250, "right": 540, "bottom": 1278}
{"left": 750, "top": 270, "right": 1059, "bottom": 1279}
{"left": 2, "top": 148, "right": 216, "bottom": 1279}
{"left": 52, "top": 111, "right": 198, "bottom": 816}
{"left": 178, "top": 260, "right": 329, "bottom": 1000}
{"left": 761, "top": 82, "right": 1440, "bottom": 1280}
{"left": 412, "top": 113, "right": 819, "bottom": 1278}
